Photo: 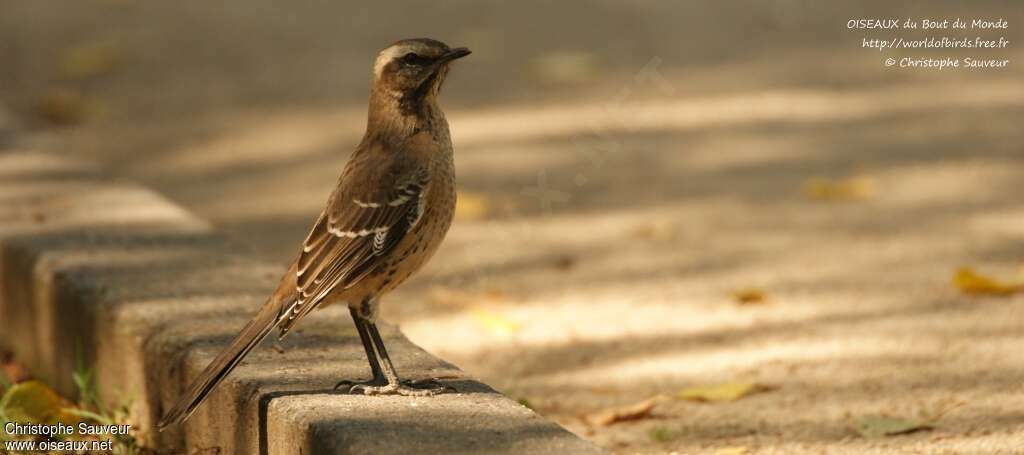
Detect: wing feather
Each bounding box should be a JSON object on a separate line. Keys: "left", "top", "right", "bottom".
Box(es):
{"left": 278, "top": 156, "right": 429, "bottom": 337}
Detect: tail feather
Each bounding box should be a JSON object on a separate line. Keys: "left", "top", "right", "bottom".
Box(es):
{"left": 156, "top": 296, "right": 289, "bottom": 431}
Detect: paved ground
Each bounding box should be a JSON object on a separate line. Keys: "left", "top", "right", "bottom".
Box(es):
{"left": 2, "top": 1, "right": 1023, "bottom": 452}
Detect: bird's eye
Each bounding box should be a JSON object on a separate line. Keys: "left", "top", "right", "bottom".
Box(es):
{"left": 401, "top": 52, "right": 426, "bottom": 65}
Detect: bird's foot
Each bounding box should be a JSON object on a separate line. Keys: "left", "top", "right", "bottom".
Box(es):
{"left": 334, "top": 377, "right": 454, "bottom": 396}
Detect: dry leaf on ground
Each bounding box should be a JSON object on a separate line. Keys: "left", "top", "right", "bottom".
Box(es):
{"left": 1, "top": 380, "right": 65, "bottom": 424}
{"left": 954, "top": 267, "right": 1022, "bottom": 296}
{"left": 678, "top": 382, "right": 773, "bottom": 402}
{"left": 731, "top": 288, "right": 767, "bottom": 305}
{"left": 584, "top": 396, "right": 663, "bottom": 426}
{"left": 802, "top": 176, "right": 875, "bottom": 201}
{"left": 469, "top": 306, "right": 521, "bottom": 336}
{"left": 38, "top": 88, "right": 97, "bottom": 126}
{"left": 648, "top": 425, "right": 679, "bottom": 443}
{"left": 855, "top": 415, "right": 933, "bottom": 438}
{"left": 553, "top": 255, "right": 576, "bottom": 271}
{"left": 633, "top": 222, "right": 676, "bottom": 241}
{"left": 455, "top": 192, "right": 491, "bottom": 221}
{"left": 428, "top": 287, "right": 520, "bottom": 335}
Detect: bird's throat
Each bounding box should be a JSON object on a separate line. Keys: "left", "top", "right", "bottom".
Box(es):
{"left": 367, "top": 86, "right": 442, "bottom": 140}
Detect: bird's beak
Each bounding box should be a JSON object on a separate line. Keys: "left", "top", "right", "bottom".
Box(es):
{"left": 438, "top": 47, "right": 472, "bottom": 63}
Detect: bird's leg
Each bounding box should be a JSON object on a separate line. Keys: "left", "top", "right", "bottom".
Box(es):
{"left": 334, "top": 306, "right": 387, "bottom": 390}
{"left": 336, "top": 303, "right": 453, "bottom": 396}
{"left": 364, "top": 319, "right": 454, "bottom": 394}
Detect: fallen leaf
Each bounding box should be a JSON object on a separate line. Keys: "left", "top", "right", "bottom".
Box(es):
{"left": 455, "top": 192, "right": 490, "bottom": 221}
{"left": 470, "top": 306, "right": 521, "bottom": 336}
{"left": 678, "top": 382, "right": 772, "bottom": 402}
{"left": 731, "top": 288, "right": 767, "bottom": 305}
{"left": 715, "top": 447, "right": 750, "bottom": 455}
{"left": 61, "top": 41, "right": 121, "bottom": 79}
{"left": 633, "top": 222, "right": 676, "bottom": 241}
{"left": 647, "top": 425, "right": 679, "bottom": 443}
{"left": 954, "top": 267, "right": 1022, "bottom": 296}
{"left": 553, "top": 255, "right": 576, "bottom": 271}
{"left": 38, "top": 88, "right": 97, "bottom": 126}
{"left": 1, "top": 380, "right": 65, "bottom": 424}
{"left": 803, "top": 176, "right": 875, "bottom": 202}
{"left": 428, "top": 287, "right": 520, "bottom": 336}
{"left": 584, "top": 397, "right": 661, "bottom": 426}
{"left": 855, "top": 415, "right": 932, "bottom": 438}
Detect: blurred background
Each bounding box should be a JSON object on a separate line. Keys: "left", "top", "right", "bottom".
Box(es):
{"left": 2, "top": 1, "right": 1022, "bottom": 452}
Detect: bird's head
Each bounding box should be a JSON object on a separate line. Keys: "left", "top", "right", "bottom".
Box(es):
{"left": 371, "top": 38, "right": 470, "bottom": 112}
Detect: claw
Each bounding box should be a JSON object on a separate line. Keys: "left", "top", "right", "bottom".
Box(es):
{"left": 333, "top": 377, "right": 455, "bottom": 396}
{"left": 333, "top": 379, "right": 359, "bottom": 391}
{"left": 353, "top": 383, "right": 440, "bottom": 396}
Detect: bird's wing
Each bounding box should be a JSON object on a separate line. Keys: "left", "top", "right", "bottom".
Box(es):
{"left": 278, "top": 150, "right": 428, "bottom": 336}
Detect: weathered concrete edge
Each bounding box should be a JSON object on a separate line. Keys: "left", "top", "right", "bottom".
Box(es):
{"left": 0, "top": 146, "right": 604, "bottom": 454}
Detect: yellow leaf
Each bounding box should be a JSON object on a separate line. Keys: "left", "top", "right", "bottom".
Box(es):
{"left": 803, "top": 176, "right": 875, "bottom": 202}
{"left": 61, "top": 41, "right": 121, "bottom": 79}
{"left": 584, "top": 396, "right": 662, "bottom": 426}
{"left": 470, "top": 306, "right": 521, "bottom": 336}
{"left": 731, "top": 288, "right": 767, "bottom": 305}
{"left": 55, "top": 408, "right": 87, "bottom": 429}
{"left": 954, "top": 267, "right": 1021, "bottom": 296}
{"left": 855, "top": 415, "right": 932, "bottom": 438}
{"left": 677, "top": 382, "right": 771, "bottom": 402}
{"left": 1, "top": 380, "right": 65, "bottom": 424}
{"left": 716, "top": 447, "right": 750, "bottom": 455}
{"left": 455, "top": 192, "right": 490, "bottom": 221}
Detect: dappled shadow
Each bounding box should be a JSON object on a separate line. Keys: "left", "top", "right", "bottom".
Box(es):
{"left": 3, "top": 0, "right": 1024, "bottom": 452}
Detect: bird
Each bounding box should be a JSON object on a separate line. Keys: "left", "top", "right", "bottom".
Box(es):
{"left": 157, "top": 38, "right": 471, "bottom": 430}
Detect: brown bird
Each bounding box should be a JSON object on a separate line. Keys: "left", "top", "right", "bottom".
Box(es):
{"left": 157, "top": 38, "right": 470, "bottom": 430}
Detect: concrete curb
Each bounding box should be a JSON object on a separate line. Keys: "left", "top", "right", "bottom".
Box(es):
{"left": 0, "top": 145, "right": 603, "bottom": 454}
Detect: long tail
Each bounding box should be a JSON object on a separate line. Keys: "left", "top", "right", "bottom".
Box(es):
{"left": 156, "top": 293, "right": 291, "bottom": 431}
